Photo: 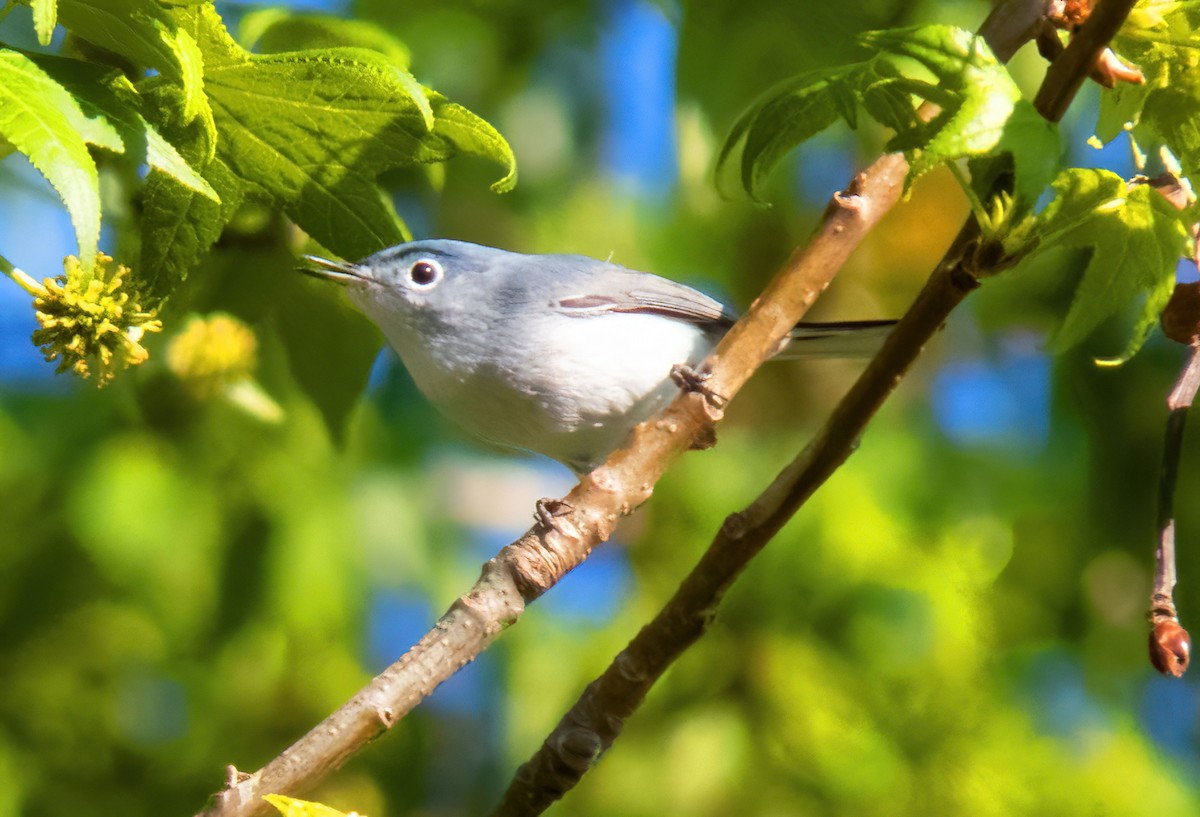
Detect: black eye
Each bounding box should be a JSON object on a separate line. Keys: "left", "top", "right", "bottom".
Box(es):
{"left": 409, "top": 258, "right": 443, "bottom": 289}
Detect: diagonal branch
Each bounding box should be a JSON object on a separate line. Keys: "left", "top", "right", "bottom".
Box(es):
{"left": 195, "top": 82, "right": 913, "bottom": 817}
{"left": 491, "top": 217, "right": 984, "bottom": 817}
{"left": 197, "top": 0, "right": 1139, "bottom": 813}
{"left": 491, "top": 0, "right": 1141, "bottom": 812}
{"left": 1033, "top": 0, "right": 1139, "bottom": 121}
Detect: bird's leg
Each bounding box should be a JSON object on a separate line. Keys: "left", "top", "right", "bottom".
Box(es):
{"left": 535, "top": 497, "right": 574, "bottom": 534}
{"left": 670, "top": 364, "right": 724, "bottom": 451}
{"left": 671, "top": 364, "right": 728, "bottom": 411}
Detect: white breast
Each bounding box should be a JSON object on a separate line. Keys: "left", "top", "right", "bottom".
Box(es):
{"left": 384, "top": 310, "right": 715, "bottom": 473}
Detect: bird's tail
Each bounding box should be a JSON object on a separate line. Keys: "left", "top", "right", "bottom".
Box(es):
{"left": 776, "top": 319, "right": 897, "bottom": 359}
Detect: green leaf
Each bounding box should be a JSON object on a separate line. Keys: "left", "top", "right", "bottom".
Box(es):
{"left": 864, "top": 25, "right": 1052, "bottom": 198}
{"left": 168, "top": 1, "right": 245, "bottom": 70}
{"left": 32, "top": 0, "right": 57, "bottom": 46}
{"left": 989, "top": 100, "right": 1060, "bottom": 210}
{"left": 56, "top": 0, "right": 210, "bottom": 126}
{"left": 428, "top": 93, "right": 518, "bottom": 193}
{"left": 237, "top": 8, "right": 411, "bottom": 68}
{"left": 204, "top": 47, "right": 451, "bottom": 259}
{"left": 28, "top": 53, "right": 218, "bottom": 201}
{"left": 1018, "top": 169, "right": 1191, "bottom": 357}
{"left": 1100, "top": 3, "right": 1200, "bottom": 182}
{"left": 719, "top": 24, "right": 1059, "bottom": 207}
{"left": 716, "top": 67, "right": 858, "bottom": 201}
{"left": 140, "top": 156, "right": 243, "bottom": 297}
{"left": 0, "top": 49, "right": 100, "bottom": 269}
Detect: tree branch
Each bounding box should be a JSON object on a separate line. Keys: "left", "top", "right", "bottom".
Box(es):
{"left": 195, "top": 87, "right": 913, "bottom": 817}
{"left": 490, "top": 0, "right": 1141, "bottom": 812}
{"left": 491, "top": 218, "right": 983, "bottom": 817}
{"left": 1033, "top": 0, "right": 1139, "bottom": 121}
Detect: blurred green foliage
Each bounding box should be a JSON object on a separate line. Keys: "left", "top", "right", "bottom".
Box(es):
{"left": 1, "top": 1, "right": 1199, "bottom": 816}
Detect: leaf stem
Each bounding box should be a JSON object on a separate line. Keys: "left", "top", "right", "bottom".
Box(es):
{"left": 947, "top": 160, "right": 989, "bottom": 225}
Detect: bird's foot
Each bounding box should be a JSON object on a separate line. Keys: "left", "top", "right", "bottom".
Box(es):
{"left": 671, "top": 364, "right": 728, "bottom": 411}
{"left": 535, "top": 498, "right": 574, "bottom": 534}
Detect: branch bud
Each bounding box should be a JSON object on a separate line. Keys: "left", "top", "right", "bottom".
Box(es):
{"left": 1161, "top": 282, "right": 1200, "bottom": 346}
{"left": 1149, "top": 618, "right": 1191, "bottom": 677}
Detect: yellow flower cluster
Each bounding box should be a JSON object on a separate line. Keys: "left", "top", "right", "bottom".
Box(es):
{"left": 166, "top": 312, "right": 284, "bottom": 423}
{"left": 167, "top": 312, "right": 258, "bottom": 397}
{"left": 11, "top": 254, "right": 162, "bottom": 387}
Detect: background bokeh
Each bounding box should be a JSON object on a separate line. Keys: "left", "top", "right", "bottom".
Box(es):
{"left": 1, "top": 0, "right": 1198, "bottom": 815}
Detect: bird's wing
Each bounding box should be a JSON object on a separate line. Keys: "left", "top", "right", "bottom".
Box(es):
{"left": 551, "top": 264, "right": 735, "bottom": 327}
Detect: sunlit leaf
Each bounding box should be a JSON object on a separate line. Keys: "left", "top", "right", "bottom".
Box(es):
{"left": 204, "top": 47, "right": 447, "bottom": 258}
{"left": 238, "top": 8, "right": 412, "bottom": 68}
{"left": 0, "top": 48, "right": 99, "bottom": 269}
{"left": 1100, "top": 2, "right": 1200, "bottom": 181}
{"left": 862, "top": 25, "right": 1057, "bottom": 201}
{"left": 56, "top": 0, "right": 211, "bottom": 126}
{"left": 1015, "top": 169, "right": 1191, "bottom": 358}
{"left": 264, "top": 794, "right": 360, "bottom": 817}
{"left": 29, "top": 53, "right": 218, "bottom": 200}
{"left": 719, "top": 24, "right": 1059, "bottom": 208}
{"left": 428, "top": 92, "right": 518, "bottom": 193}
{"left": 32, "top": 0, "right": 57, "bottom": 46}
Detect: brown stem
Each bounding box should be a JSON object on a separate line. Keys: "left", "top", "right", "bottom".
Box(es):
{"left": 194, "top": 102, "right": 912, "bottom": 817}
{"left": 492, "top": 0, "right": 1142, "bottom": 812}
{"left": 1033, "top": 0, "right": 1139, "bottom": 121}
{"left": 490, "top": 221, "right": 982, "bottom": 817}
{"left": 1149, "top": 345, "right": 1199, "bottom": 677}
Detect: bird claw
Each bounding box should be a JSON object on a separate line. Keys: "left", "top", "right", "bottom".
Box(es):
{"left": 671, "top": 364, "right": 727, "bottom": 411}
{"left": 535, "top": 498, "right": 573, "bottom": 534}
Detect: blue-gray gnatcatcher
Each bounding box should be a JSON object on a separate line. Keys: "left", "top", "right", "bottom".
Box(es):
{"left": 303, "top": 239, "right": 891, "bottom": 474}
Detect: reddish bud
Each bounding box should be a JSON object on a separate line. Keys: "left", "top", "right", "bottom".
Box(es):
{"left": 1161, "top": 283, "right": 1200, "bottom": 346}
{"left": 1149, "top": 619, "right": 1191, "bottom": 677}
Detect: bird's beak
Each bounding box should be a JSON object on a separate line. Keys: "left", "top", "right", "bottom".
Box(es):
{"left": 299, "top": 255, "right": 371, "bottom": 286}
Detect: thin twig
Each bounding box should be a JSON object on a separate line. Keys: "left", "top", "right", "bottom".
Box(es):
{"left": 1033, "top": 0, "right": 1139, "bottom": 121}
{"left": 1149, "top": 345, "right": 1199, "bottom": 676}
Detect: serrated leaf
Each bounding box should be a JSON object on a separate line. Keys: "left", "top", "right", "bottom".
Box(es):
{"left": 0, "top": 49, "right": 99, "bottom": 269}
{"left": 32, "top": 0, "right": 57, "bottom": 46}
{"left": 1020, "top": 169, "right": 1191, "bottom": 357}
{"left": 428, "top": 93, "right": 518, "bottom": 193}
{"left": 238, "top": 9, "right": 411, "bottom": 69}
{"left": 719, "top": 24, "right": 1058, "bottom": 207}
{"left": 204, "top": 47, "right": 451, "bottom": 259}
{"left": 864, "top": 26, "right": 1039, "bottom": 192}
{"left": 1101, "top": 3, "right": 1200, "bottom": 180}
{"left": 860, "top": 24, "right": 988, "bottom": 89}
{"left": 140, "top": 156, "right": 242, "bottom": 297}
{"left": 56, "top": 0, "right": 210, "bottom": 127}
{"left": 716, "top": 67, "right": 857, "bottom": 201}
{"left": 169, "top": 1, "right": 245, "bottom": 69}
{"left": 29, "top": 53, "right": 218, "bottom": 201}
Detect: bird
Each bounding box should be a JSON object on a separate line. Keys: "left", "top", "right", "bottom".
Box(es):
{"left": 302, "top": 239, "right": 891, "bottom": 475}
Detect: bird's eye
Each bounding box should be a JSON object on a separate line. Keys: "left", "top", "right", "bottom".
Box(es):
{"left": 408, "top": 258, "right": 443, "bottom": 289}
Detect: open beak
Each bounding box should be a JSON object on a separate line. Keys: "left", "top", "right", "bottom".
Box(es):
{"left": 299, "top": 255, "right": 371, "bottom": 286}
